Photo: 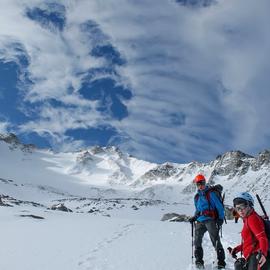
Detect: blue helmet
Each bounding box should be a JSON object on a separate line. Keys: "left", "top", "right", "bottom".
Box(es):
{"left": 233, "top": 192, "right": 254, "bottom": 206}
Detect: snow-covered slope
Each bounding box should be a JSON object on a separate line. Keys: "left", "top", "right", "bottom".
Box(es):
{"left": 1, "top": 133, "right": 270, "bottom": 205}
{"left": 1, "top": 133, "right": 270, "bottom": 270}
{"left": 1, "top": 205, "right": 241, "bottom": 270}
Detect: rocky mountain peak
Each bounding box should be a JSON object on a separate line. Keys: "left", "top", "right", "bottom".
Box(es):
{"left": 0, "top": 133, "right": 20, "bottom": 144}
{"left": 216, "top": 150, "right": 253, "bottom": 161}
{"left": 0, "top": 133, "right": 35, "bottom": 153}
{"left": 90, "top": 145, "right": 124, "bottom": 158}
{"left": 105, "top": 146, "right": 124, "bottom": 158}
{"left": 90, "top": 146, "right": 105, "bottom": 155}
{"left": 251, "top": 150, "right": 270, "bottom": 170}
{"left": 76, "top": 150, "right": 94, "bottom": 165}
{"left": 141, "top": 162, "right": 178, "bottom": 181}
{"left": 211, "top": 150, "right": 254, "bottom": 179}
{"left": 2, "top": 133, "right": 270, "bottom": 203}
{"left": 257, "top": 150, "right": 270, "bottom": 165}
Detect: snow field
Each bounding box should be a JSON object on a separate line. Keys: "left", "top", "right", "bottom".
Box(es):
{"left": 0, "top": 205, "right": 242, "bottom": 270}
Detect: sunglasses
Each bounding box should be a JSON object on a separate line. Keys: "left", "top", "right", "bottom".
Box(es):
{"left": 196, "top": 182, "right": 205, "bottom": 186}
{"left": 235, "top": 204, "right": 248, "bottom": 212}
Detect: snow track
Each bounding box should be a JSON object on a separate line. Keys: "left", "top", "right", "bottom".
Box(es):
{"left": 78, "top": 223, "right": 135, "bottom": 270}
{"left": 1, "top": 205, "right": 241, "bottom": 270}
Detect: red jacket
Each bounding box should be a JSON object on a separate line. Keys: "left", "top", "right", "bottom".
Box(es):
{"left": 234, "top": 209, "right": 268, "bottom": 258}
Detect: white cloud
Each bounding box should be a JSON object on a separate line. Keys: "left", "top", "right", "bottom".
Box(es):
{"left": 82, "top": 0, "right": 270, "bottom": 161}
{"left": 0, "top": 121, "right": 9, "bottom": 133}
{"left": 19, "top": 102, "right": 104, "bottom": 134}
{"left": 0, "top": 0, "right": 103, "bottom": 101}
{"left": 0, "top": 0, "right": 270, "bottom": 162}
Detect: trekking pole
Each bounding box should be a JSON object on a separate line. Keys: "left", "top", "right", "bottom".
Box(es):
{"left": 191, "top": 221, "right": 194, "bottom": 264}
{"left": 256, "top": 194, "right": 269, "bottom": 219}
{"left": 220, "top": 225, "right": 223, "bottom": 238}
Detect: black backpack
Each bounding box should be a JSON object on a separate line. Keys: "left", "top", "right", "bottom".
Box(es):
{"left": 263, "top": 219, "right": 270, "bottom": 254}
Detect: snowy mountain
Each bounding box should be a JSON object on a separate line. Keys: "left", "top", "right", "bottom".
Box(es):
{"left": 1, "top": 133, "right": 270, "bottom": 270}
{"left": 1, "top": 133, "right": 270, "bottom": 204}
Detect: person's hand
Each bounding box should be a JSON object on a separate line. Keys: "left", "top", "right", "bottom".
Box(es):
{"left": 189, "top": 216, "right": 197, "bottom": 223}
{"left": 229, "top": 247, "right": 238, "bottom": 258}
{"left": 257, "top": 251, "right": 267, "bottom": 267}
{"left": 216, "top": 219, "right": 224, "bottom": 226}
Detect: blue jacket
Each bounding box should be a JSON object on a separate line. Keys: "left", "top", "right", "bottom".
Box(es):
{"left": 194, "top": 185, "right": 224, "bottom": 222}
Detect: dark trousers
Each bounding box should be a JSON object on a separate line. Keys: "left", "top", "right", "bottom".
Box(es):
{"left": 234, "top": 253, "right": 270, "bottom": 270}
{"left": 194, "top": 219, "right": 225, "bottom": 264}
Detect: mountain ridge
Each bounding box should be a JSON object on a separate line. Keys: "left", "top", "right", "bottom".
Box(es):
{"left": 1, "top": 132, "right": 270, "bottom": 204}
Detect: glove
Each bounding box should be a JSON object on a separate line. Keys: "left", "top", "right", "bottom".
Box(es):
{"left": 229, "top": 245, "right": 242, "bottom": 258}
{"left": 216, "top": 219, "right": 224, "bottom": 226}
{"left": 231, "top": 247, "right": 238, "bottom": 258}
{"left": 257, "top": 250, "right": 267, "bottom": 268}
{"left": 189, "top": 216, "right": 197, "bottom": 223}
{"left": 227, "top": 247, "right": 237, "bottom": 258}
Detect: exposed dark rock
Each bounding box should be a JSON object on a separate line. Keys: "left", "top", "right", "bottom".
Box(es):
{"left": 252, "top": 150, "right": 270, "bottom": 170}
{"left": 91, "top": 146, "right": 105, "bottom": 155}
{"left": 20, "top": 214, "right": 45, "bottom": 219}
{"left": 0, "top": 133, "right": 36, "bottom": 152}
{"left": 131, "top": 205, "right": 139, "bottom": 210}
{"left": 0, "top": 177, "right": 14, "bottom": 184}
{"left": 50, "top": 203, "right": 72, "bottom": 212}
{"left": 106, "top": 146, "right": 124, "bottom": 157}
{"left": 0, "top": 133, "right": 20, "bottom": 145}
{"left": 161, "top": 213, "right": 190, "bottom": 222}
{"left": 0, "top": 196, "right": 13, "bottom": 207}
{"left": 182, "top": 183, "right": 197, "bottom": 194}
{"left": 141, "top": 163, "right": 178, "bottom": 181}
{"left": 0, "top": 194, "right": 45, "bottom": 208}
{"left": 88, "top": 208, "right": 100, "bottom": 213}
{"left": 210, "top": 150, "right": 253, "bottom": 180}
{"left": 76, "top": 151, "right": 95, "bottom": 167}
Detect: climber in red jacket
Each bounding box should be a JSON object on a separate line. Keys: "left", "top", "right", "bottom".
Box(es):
{"left": 230, "top": 192, "right": 270, "bottom": 270}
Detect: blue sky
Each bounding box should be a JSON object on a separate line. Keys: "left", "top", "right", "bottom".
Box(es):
{"left": 0, "top": 0, "right": 270, "bottom": 164}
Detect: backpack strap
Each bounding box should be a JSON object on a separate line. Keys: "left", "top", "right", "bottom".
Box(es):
{"left": 205, "top": 189, "right": 212, "bottom": 210}
{"left": 195, "top": 190, "right": 211, "bottom": 206}
{"left": 205, "top": 189, "right": 221, "bottom": 220}
{"left": 194, "top": 190, "right": 217, "bottom": 219}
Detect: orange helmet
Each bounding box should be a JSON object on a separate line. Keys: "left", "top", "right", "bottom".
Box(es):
{"left": 193, "top": 174, "right": 206, "bottom": 183}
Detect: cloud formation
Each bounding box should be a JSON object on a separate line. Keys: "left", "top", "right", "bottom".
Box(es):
{"left": 0, "top": 0, "right": 270, "bottom": 163}
{"left": 0, "top": 121, "right": 9, "bottom": 133}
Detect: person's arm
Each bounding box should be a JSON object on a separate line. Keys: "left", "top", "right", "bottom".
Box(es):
{"left": 231, "top": 244, "right": 243, "bottom": 255}
{"left": 248, "top": 214, "right": 268, "bottom": 257}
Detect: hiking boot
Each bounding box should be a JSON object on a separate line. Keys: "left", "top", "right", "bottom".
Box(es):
{"left": 195, "top": 262, "right": 205, "bottom": 269}
{"left": 217, "top": 260, "right": 226, "bottom": 269}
